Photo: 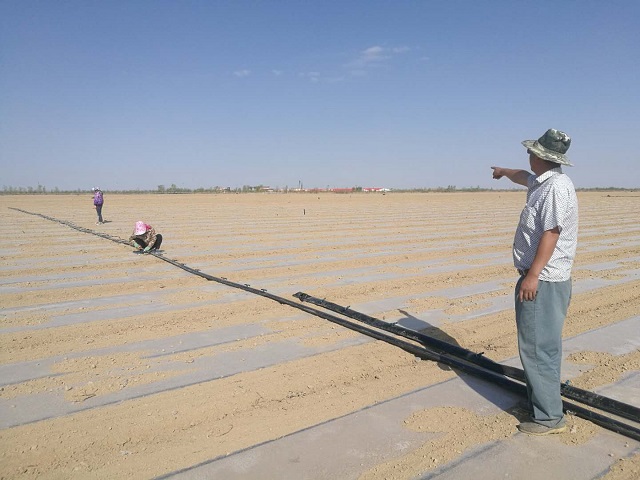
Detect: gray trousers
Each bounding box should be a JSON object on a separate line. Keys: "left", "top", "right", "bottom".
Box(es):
{"left": 515, "top": 277, "right": 572, "bottom": 427}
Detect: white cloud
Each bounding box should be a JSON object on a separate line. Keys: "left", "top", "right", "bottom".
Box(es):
{"left": 291, "top": 45, "right": 413, "bottom": 84}
{"left": 347, "top": 45, "right": 411, "bottom": 70}
{"left": 361, "top": 46, "right": 388, "bottom": 63}
{"left": 233, "top": 69, "right": 251, "bottom": 77}
{"left": 299, "top": 71, "right": 321, "bottom": 83}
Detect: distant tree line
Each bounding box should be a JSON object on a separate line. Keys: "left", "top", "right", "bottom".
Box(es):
{"left": 1, "top": 184, "right": 637, "bottom": 195}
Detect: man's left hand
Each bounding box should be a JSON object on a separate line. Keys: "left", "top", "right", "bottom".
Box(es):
{"left": 519, "top": 274, "right": 538, "bottom": 302}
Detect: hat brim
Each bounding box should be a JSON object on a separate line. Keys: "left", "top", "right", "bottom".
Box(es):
{"left": 522, "top": 140, "right": 573, "bottom": 166}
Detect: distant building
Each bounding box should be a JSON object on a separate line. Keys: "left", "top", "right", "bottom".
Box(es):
{"left": 331, "top": 188, "right": 354, "bottom": 194}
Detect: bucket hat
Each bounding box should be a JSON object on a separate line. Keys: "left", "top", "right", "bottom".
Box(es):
{"left": 522, "top": 129, "right": 573, "bottom": 166}
{"left": 134, "top": 221, "right": 148, "bottom": 235}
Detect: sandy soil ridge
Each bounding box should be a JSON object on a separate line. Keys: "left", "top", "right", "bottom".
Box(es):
{"left": 1, "top": 192, "right": 639, "bottom": 479}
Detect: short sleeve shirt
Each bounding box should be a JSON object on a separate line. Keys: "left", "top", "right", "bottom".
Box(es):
{"left": 513, "top": 167, "right": 578, "bottom": 282}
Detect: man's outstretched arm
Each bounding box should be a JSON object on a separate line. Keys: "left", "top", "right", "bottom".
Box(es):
{"left": 491, "top": 167, "right": 531, "bottom": 186}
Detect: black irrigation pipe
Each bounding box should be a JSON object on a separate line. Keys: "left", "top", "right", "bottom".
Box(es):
{"left": 10, "top": 207, "right": 640, "bottom": 441}
{"left": 294, "top": 292, "right": 640, "bottom": 425}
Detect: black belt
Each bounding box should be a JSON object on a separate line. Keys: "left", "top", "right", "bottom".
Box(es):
{"left": 518, "top": 269, "right": 529, "bottom": 276}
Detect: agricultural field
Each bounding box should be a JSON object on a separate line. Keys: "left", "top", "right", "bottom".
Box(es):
{"left": 1, "top": 192, "right": 639, "bottom": 479}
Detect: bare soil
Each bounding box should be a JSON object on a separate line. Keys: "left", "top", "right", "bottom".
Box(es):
{"left": 1, "top": 192, "right": 638, "bottom": 479}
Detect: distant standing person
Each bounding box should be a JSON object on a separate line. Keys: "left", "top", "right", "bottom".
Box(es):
{"left": 491, "top": 128, "right": 578, "bottom": 436}
{"left": 129, "top": 221, "right": 163, "bottom": 252}
{"left": 92, "top": 187, "right": 104, "bottom": 225}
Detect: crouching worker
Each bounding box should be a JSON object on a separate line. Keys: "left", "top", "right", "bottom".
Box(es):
{"left": 129, "top": 221, "right": 163, "bottom": 252}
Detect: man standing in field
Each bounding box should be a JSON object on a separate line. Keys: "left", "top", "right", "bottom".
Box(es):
{"left": 491, "top": 128, "right": 578, "bottom": 436}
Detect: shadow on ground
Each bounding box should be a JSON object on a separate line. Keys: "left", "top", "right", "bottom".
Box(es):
{"left": 394, "top": 308, "right": 527, "bottom": 416}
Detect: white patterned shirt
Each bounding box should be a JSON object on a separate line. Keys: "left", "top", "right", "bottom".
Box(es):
{"left": 513, "top": 167, "right": 578, "bottom": 282}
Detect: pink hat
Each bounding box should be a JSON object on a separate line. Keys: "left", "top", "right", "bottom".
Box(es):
{"left": 134, "top": 221, "right": 148, "bottom": 235}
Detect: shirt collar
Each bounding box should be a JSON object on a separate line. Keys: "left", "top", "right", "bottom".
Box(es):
{"left": 534, "top": 166, "right": 563, "bottom": 184}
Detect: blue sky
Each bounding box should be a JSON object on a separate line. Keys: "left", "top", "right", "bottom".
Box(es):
{"left": 1, "top": 1, "right": 639, "bottom": 191}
